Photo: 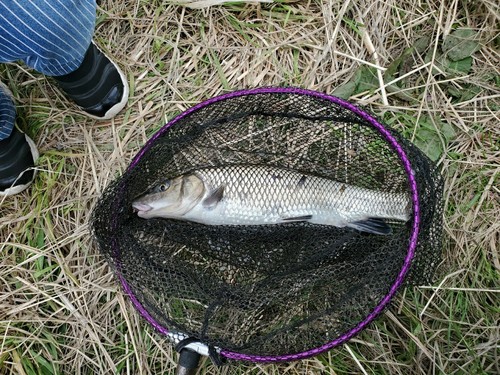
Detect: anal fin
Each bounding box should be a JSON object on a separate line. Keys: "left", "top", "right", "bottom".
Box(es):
{"left": 348, "top": 218, "right": 392, "bottom": 235}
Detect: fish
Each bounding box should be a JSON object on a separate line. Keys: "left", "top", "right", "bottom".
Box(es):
{"left": 132, "top": 164, "right": 411, "bottom": 235}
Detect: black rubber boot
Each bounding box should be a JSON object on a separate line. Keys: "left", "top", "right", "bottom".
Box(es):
{"left": 0, "top": 126, "right": 39, "bottom": 196}
{"left": 54, "top": 42, "right": 129, "bottom": 120}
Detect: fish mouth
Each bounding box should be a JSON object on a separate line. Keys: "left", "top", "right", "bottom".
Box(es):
{"left": 132, "top": 202, "right": 153, "bottom": 217}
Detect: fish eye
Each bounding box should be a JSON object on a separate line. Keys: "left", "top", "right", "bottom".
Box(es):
{"left": 152, "top": 180, "right": 170, "bottom": 193}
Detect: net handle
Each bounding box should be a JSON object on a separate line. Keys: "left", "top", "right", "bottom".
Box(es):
{"left": 176, "top": 349, "right": 201, "bottom": 375}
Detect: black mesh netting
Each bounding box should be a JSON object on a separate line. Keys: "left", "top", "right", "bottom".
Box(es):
{"left": 91, "top": 90, "right": 443, "bottom": 359}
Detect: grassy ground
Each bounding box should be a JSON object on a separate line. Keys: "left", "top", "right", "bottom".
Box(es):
{"left": 1, "top": 0, "right": 498, "bottom": 374}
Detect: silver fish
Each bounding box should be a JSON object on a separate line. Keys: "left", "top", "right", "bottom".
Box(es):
{"left": 132, "top": 165, "right": 411, "bottom": 234}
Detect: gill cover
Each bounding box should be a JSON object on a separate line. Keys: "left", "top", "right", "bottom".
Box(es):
{"left": 138, "top": 174, "right": 205, "bottom": 217}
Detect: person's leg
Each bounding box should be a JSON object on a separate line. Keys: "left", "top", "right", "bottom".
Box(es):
{"left": 0, "top": 0, "right": 128, "bottom": 120}
{"left": 0, "top": 0, "right": 96, "bottom": 76}
{"left": 0, "top": 0, "right": 128, "bottom": 195}
{"left": 0, "top": 84, "right": 15, "bottom": 141}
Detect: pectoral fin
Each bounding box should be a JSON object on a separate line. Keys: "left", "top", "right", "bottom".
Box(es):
{"left": 348, "top": 218, "right": 392, "bottom": 235}
{"left": 202, "top": 185, "right": 225, "bottom": 210}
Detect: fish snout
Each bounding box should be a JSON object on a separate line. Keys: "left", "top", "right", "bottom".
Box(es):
{"left": 132, "top": 201, "right": 153, "bottom": 217}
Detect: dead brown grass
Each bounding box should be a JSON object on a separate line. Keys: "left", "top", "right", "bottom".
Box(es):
{"left": 1, "top": 0, "right": 498, "bottom": 374}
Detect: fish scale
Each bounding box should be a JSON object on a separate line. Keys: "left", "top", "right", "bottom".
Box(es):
{"left": 198, "top": 166, "right": 321, "bottom": 213}
{"left": 190, "top": 165, "right": 408, "bottom": 229}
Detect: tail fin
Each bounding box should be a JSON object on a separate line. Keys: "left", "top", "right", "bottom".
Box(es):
{"left": 348, "top": 218, "right": 392, "bottom": 235}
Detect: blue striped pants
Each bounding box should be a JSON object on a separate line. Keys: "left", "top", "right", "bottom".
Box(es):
{"left": 0, "top": 0, "right": 97, "bottom": 140}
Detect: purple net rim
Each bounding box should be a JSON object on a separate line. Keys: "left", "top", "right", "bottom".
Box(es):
{"left": 117, "top": 87, "right": 420, "bottom": 363}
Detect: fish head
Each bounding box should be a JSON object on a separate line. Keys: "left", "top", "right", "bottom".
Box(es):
{"left": 132, "top": 174, "right": 205, "bottom": 219}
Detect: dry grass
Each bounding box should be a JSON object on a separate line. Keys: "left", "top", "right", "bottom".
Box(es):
{"left": 1, "top": 0, "right": 498, "bottom": 374}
